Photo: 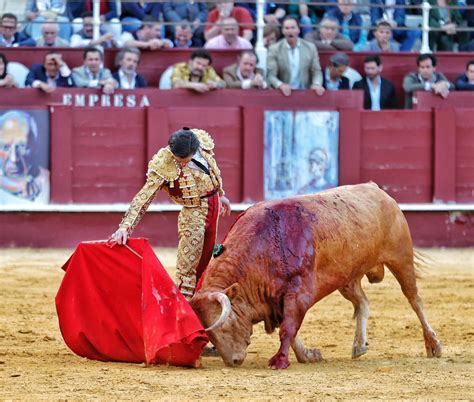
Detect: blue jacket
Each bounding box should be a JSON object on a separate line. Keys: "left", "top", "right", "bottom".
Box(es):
{"left": 120, "top": 2, "right": 162, "bottom": 20}
{"left": 326, "top": 8, "right": 363, "bottom": 43}
{"left": 370, "top": 0, "right": 406, "bottom": 27}
{"left": 25, "top": 64, "right": 75, "bottom": 87}
{"left": 112, "top": 71, "right": 147, "bottom": 88}
{"left": 455, "top": 74, "right": 474, "bottom": 91}
{"left": 68, "top": 0, "right": 118, "bottom": 20}
{"left": 162, "top": 2, "right": 207, "bottom": 23}
{"left": 0, "top": 32, "right": 36, "bottom": 47}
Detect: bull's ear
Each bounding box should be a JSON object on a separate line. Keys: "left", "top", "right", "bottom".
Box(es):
{"left": 224, "top": 283, "right": 241, "bottom": 300}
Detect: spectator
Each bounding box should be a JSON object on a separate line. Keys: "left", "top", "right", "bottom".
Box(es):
{"left": 353, "top": 55, "right": 397, "bottom": 110}
{"left": 263, "top": 23, "right": 280, "bottom": 48}
{"left": 120, "top": 1, "right": 162, "bottom": 33}
{"left": 35, "top": 20, "right": 69, "bottom": 47}
{"left": 162, "top": 2, "right": 207, "bottom": 42}
{"left": 0, "top": 13, "right": 36, "bottom": 47}
{"left": 70, "top": 11, "right": 117, "bottom": 48}
{"left": 112, "top": 47, "right": 147, "bottom": 89}
{"left": 428, "top": 0, "right": 468, "bottom": 51}
{"left": 370, "top": 0, "right": 420, "bottom": 51}
{"left": 364, "top": 20, "right": 400, "bottom": 51}
{"left": 204, "top": 17, "right": 252, "bottom": 49}
{"left": 455, "top": 60, "right": 474, "bottom": 90}
{"left": 304, "top": 15, "right": 354, "bottom": 50}
{"left": 267, "top": 16, "right": 324, "bottom": 97}
{"left": 70, "top": 1, "right": 121, "bottom": 41}
{"left": 72, "top": 47, "right": 117, "bottom": 94}
{"left": 173, "top": 20, "right": 202, "bottom": 48}
{"left": 25, "top": 51, "right": 74, "bottom": 92}
{"left": 326, "top": 0, "right": 365, "bottom": 48}
{"left": 0, "top": 52, "right": 17, "bottom": 87}
{"left": 171, "top": 49, "right": 225, "bottom": 93}
{"left": 403, "top": 53, "right": 452, "bottom": 109}
{"left": 120, "top": 16, "right": 173, "bottom": 50}
{"left": 205, "top": 1, "right": 255, "bottom": 42}
{"left": 24, "top": 0, "right": 71, "bottom": 41}
{"left": 258, "top": 1, "right": 318, "bottom": 37}
{"left": 223, "top": 50, "right": 267, "bottom": 89}
{"left": 323, "top": 52, "right": 350, "bottom": 90}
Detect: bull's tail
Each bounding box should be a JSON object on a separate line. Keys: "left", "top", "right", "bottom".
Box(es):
{"left": 413, "top": 249, "right": 432, "bottom": 279}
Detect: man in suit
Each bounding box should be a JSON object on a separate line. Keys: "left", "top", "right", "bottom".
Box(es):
{"left": 402, "top": 53, "right": 452, "bottom": 109}
{"left": 0, "top": 13, "right": 35, "bottom": 47}
{"left": 322, "top": 52, "right": 351, "bottom": 91}
{"left": 35, "top": 21, "right": 70, "bottom": 47}
{"left": 223, "top": 50, "right": 267, "bottom": 89}
{"left": 455, "top": 60, "right": 474, "bottom": 91}
{"left": 353, "top": 55, "right": 397, "bottom": 110}
{"left": 25, "top": 51, "right": 74, "bottom": 92}
{"left": 267, "top": 16, "right": 324, "bottom": 97}
{"left": 72, "top": 47, "right": 117, "bottom": 95}
{"left": 112, "top": 47, "right": 147, "bottom": 89}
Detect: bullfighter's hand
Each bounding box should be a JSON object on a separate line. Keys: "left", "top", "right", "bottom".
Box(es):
{"left": 109, "top": 228, "right": 129, "bottom": 245}
{"left": 219, "top": 196, "right": 231, "bottom": 217}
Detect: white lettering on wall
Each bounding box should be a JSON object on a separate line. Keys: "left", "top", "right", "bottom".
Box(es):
{"left": 62, "top": 93, "right": 151, "bottom": 108}
{"left": 126, "top": 95, "right": 136, "bottom": 107}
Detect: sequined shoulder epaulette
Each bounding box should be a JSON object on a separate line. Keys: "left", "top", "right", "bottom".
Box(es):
{"left": 192, "top": 128, "right": 214, "bottom": 152}
{"left": 147, "top": 147, "right": 180, "bottom": 182}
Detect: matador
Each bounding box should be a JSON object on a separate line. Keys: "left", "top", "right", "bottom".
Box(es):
{"left": 110, "top": 127, "right": 231, "bottom": 299}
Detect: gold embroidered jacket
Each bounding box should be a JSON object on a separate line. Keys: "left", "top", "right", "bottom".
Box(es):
{"left": 119, "top": 129, "right": 225, "bottom": 233}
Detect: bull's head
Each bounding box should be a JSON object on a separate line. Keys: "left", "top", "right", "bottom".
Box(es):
{"left": 190, "top": 283, "right": 253, "bottom": 367}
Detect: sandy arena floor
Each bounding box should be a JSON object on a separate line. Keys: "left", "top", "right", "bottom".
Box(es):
{"left": 0, "top": 247, "right": 473, "bottom": 399}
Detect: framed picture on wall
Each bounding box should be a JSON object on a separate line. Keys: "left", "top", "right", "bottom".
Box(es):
{"left": 264, "top": 110, "right": 339, "bottom": 200}
{"left": 0, "top": 109, "right": 50, "bottom": 205}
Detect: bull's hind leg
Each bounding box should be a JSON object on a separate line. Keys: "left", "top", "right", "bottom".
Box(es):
{"left": 339, "top": 278, "right": 370, "bottom": 358}
{"left": 386, "top": 261, "right": 442, "bottom": 358}
{"left": 291, "top": 336, "right": 323, "bottom": 363}
{"left": 268, "top": 293, "right": 312, "bottom": 370}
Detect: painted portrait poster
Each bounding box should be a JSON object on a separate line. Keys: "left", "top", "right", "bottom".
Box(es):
{"left": 0, "top": 109, "right": 50, "bottom": 205}
{"left": 264, "top": 111, "right": 339, "bottom": 200}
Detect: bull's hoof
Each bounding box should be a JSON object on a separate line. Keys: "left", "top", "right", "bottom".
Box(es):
{"left": 295, "top": 348, "right": 323, "bottom": 363}
{"left": 268, "top": 354, "right": 290, "bottom": 370}
{"left": 426, "top": 340, "right": 442, "bottom": 358}
{"left": 352, "top": 343, "right": 368, "bottom": 359}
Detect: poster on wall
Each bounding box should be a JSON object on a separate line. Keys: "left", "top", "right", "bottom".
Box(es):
{"left": 0, "top": 109, "right": 50, "bottom": 205}
{"left": 264, "top": 111, "right": 339, "bottom": 200}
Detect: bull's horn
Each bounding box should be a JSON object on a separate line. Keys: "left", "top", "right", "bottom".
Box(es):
{"left": 205, "top": 292, "right": 231, "bottom": 332}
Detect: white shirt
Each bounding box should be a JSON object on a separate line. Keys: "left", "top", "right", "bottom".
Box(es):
{"left": 286, "top": 39, "right": 302, "bottom": 89}
{"left": 188, "top": 149, "right": 209, "bottom": 172}
{"left": 236, "top": 67, "right": 267, "bottom": 89}
{"left": 118, "top": 68, "right": 137, "bottom": 89}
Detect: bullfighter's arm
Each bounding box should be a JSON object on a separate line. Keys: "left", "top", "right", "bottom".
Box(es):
{"left": 118, "top": 171, "right": 165, "bottom": 234}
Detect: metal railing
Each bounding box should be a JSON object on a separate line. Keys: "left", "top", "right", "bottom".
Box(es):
{"left": 3, "top": 0, "right": 474, "bottom": 54}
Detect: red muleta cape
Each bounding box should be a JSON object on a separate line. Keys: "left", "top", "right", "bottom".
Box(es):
{"left": 55, "top": 238, "right": 208, "bottom": 367}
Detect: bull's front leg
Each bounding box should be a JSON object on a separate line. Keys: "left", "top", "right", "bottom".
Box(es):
{"left": 268, "top": 294, "right": 308, "bottom": 369}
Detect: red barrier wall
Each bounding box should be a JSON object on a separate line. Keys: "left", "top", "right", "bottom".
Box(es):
{"left": 2, "top": 48, "right": 473, "bottom": 108}
{"left": 1, "top": 88, "right": 473, "bottom": 247}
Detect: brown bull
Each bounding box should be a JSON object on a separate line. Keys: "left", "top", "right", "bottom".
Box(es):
{"left": 190, "top": 182, "right": 442, "bottom": 369}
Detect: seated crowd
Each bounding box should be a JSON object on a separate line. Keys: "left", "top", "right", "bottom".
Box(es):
{"left": 2, "top": 0, "right": 474, "bottom": 52}
{"left": 1, "top": 1, "right": 474, "bottom": 109}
